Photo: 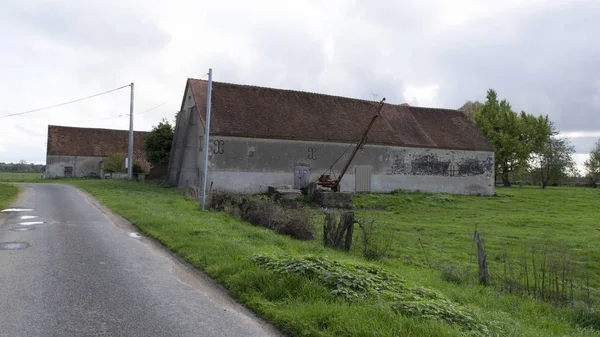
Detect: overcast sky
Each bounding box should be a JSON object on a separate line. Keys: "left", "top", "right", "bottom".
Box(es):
{"left": 1, "top": 0, "right": 599, "bottom": 170}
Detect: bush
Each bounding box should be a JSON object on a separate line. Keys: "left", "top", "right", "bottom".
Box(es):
{"left": 133, "top": 162, "right": 145, "bottom": 174}
{"left": 208, "top": 190, "right": 315, "bottom": 240}
{"left": 104, "top": 153, "right": 127, "bottom": 173}
{"left": 357, "top": 218, "right": 390, "bottom": 260}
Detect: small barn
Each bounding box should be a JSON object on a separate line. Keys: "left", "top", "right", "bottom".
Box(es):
{"left": 45, "top": 125, "right": 150, "bottom": 178}
{"left": 167, "top": 79, "right": 495, "bottom": 195}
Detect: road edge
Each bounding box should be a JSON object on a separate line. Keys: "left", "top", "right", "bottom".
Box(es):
{"left": 0, "top": 183, "right": 29, "bottom": 224}
{"left": 70, "top": 184, "right": 286, "bottom": 337}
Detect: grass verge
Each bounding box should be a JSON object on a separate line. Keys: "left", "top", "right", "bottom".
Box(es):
{"left": 69, "top": 180, "right": 600, "bottom": 337}
{"left": 0, "top": 172, "right": 44, "bottom": 183}
{"left": 0, "top": 183, "right": 20, "bottom": 211}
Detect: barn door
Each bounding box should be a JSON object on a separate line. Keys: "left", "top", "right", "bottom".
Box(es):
{"left": 64, "top": 166, "right": 73, "bottom": 178}
{"left": 293, "top": 166, "right": 311, "bottom": 189}
{"left": 355, "top": 166, "right": 371, "bottom": 192}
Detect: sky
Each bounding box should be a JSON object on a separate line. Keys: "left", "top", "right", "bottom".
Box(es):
{"left": 1, "top": 0, "right": 599, "bottom": 171}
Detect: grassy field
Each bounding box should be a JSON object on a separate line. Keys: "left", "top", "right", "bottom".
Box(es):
{"left": 66, "top": 179, "right": 600, "bottom": 337}
{"left": 354, "top": 187, "right": 600, "bottom": 291}
{"left": 0, "top": 183, "right": 20, "bottom": 211}
{"left": 0, "top": 172, "right": 44, "bottom": 182}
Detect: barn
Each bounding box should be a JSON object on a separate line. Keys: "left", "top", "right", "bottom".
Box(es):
{"left": 167, "top": 79, "right": 494, "bottom": 195}
{"left": 45, "top": 125, "right": 150, "bottom": 178}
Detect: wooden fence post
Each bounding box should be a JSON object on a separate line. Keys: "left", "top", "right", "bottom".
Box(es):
{"left": 475, "top": 230, "right": 489, "bottom": 286}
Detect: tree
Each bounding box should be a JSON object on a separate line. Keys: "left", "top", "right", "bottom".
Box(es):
{"left": 584, "top": 139, "right": 600, "bottom": 188}
{"left": 458, "top": 100, "right": 484, "bottom": 121}
{"left": 531, "top": 131, "right": 576, "bottom": 188}
{"left": 474, "top": 89, "right": 552, "bottom": 186}
{"left": 144, "top": 119, "right": 174, "bottom": 166}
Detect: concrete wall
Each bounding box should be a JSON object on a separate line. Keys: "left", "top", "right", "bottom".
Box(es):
{"left": 172, "top": 133, "right": 494, "bottom": 195}
{"left": 204, "top": 136, "right": 494, "bottom": 195}
{"left": 45, "top": 155, "right": 103, "bottom": 178}
{"left": 168, "top": 85, "right": 205, "bottom": 188}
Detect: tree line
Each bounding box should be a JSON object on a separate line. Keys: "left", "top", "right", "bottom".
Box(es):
{"left": 0, "top": 161, "right": 46, "bottom": 173}
{"left": 460, "top": 89, "right": 600, "bottom": 188}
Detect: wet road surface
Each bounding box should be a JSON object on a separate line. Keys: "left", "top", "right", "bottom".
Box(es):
{"left": 0, "top": 184, "right": 282, "bottom": 337}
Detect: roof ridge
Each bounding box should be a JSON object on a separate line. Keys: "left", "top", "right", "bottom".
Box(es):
{"left": 188, "top": 78, "right": 387, "bottom": 106}
{"left": 48, "top": 124, "right": 149, "bottom": 133}
{"left": 408, "top": 106, "right": 461, "bottom": 113}
{"left": 187, "top": 78, "right": 461, "bottom": 112}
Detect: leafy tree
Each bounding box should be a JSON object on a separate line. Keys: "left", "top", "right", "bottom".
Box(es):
{"left": 103, "top": 153, "right": 127, "bottom": 173}
{"left": 531, "top": 130, "right": 576, "bottom": 188}
{"left": 144, "top": 119, "right": 174, "bottom": 166}
{"left": 475, "top": 89, "right": 552, "bottom": 186}
{"left": 584, "top": 139, "right": 600, "bottom": 188}
{"left": 458, "top": 100, "right": 484, "bottom": 121}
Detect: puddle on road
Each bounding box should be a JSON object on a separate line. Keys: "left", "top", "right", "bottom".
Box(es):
{"left": 18, "top": 221, "right": 45, "bottom": 226}
{"left": 11, "top": 227, "right": 35, "bottom": 232}
{"left": 0, "top": 242, "right": 30, "bottom": 250}
{"left": 128, "top": 232, "right": 141, "bottom": 238}
{"left": 19, "top": 215, "right": 38, "bottom": 220}
{"left": 1, "top": 208, "right": 34, "bottom": 213}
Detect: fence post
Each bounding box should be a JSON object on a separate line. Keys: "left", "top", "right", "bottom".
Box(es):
{"left": 475, "top": 230, "right": 489, "bottom": 286}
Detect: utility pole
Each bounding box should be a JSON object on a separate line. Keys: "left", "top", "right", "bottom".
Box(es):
{"left": 128, "top": 82, "right": 134, "bottom": 180}
{"left": 200, "top": 69, "right": 213, "bottom": 210}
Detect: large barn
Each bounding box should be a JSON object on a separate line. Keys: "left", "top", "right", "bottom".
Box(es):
{"left": 167, "top": 79, "right": 495, "bottom": 195}
{"left": 45, "top": 125, "right": 150, "bottom": 178}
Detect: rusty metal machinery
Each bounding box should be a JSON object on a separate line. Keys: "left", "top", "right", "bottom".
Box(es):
{"left": 314, "top": 98, "right": 386, "bottom": 192}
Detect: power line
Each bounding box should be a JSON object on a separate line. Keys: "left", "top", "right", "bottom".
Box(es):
{"left": 0, "top": 84, "right": 131, "bottom": 119}
{"left": 72, "top": 101, "right": 168, "bottom": 125}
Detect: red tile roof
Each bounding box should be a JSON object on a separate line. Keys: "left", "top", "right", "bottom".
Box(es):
{"left": 46, "top": 125, "right": 151, "bottom": 170}
{"left": 187, "top": 79, "right": 493, "bottom": 151}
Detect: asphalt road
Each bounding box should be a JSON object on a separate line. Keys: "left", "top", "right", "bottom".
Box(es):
{"left": 0, "top": 184, "right": 282, "bottom": 337}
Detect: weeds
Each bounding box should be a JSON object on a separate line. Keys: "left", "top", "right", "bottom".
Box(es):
{"left": 208, "top": 190, "right": 315, "bottom": 240}
{"left": 253, "top": 254, "right": 492, "bottom": 335}
{"left": 357, "top": 218, "right": 390, "bottom": 260}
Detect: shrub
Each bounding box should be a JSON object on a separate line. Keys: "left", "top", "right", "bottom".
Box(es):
{"left": 104, "top": 153, "right": 127, "bottom": 173}
{"left": 208, "top": 190, "right": 315, "bottom": 240}
{"left": 133, "top": 162, "right": 145, "bottom": 174}
{"left": 357, "top": 218, "right": 390, "bottom": 260}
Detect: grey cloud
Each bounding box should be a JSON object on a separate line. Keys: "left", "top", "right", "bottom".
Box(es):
{"left": 567, "top": 137, "right": 600, "bottom": 154}
{"left": 3, "top": 2, "right": 171, "bottom": 52}
{"left": 433, "top": 1, "right": 600, "bottom": 133}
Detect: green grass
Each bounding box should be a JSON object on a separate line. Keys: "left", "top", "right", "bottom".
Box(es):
{"left": 0, "top": 183, "right": 20, "bottom": 210}
{"left": 0, "top": 172, "right": 44, "bottom": 182}
{"left": 67, "top": 180, "right": 600, "bottom": 337}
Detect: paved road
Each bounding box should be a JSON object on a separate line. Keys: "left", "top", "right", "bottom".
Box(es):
{"left": 0, "top": 184, "right": 282, "bottom": 337}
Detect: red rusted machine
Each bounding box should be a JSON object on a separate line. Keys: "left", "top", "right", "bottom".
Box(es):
{"left": 314, "top": 98, "right": 386, "bottom": 192}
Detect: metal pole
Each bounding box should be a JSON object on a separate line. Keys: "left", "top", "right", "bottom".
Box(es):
{"left": 200, "top": 69, "right": 213, "bottom": 210}
{"left": 128, "top": 82, "right": 134, "bottom": 180}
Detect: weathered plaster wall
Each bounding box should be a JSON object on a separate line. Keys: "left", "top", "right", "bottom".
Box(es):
{"left": 193, "top": 136, "right": 494, "bottom": 195}
{"left": 45, "top": 155, "right": 103, "bottom": 178}
{"left": 167, "top": 86, "right": 206, "bottom": 188}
